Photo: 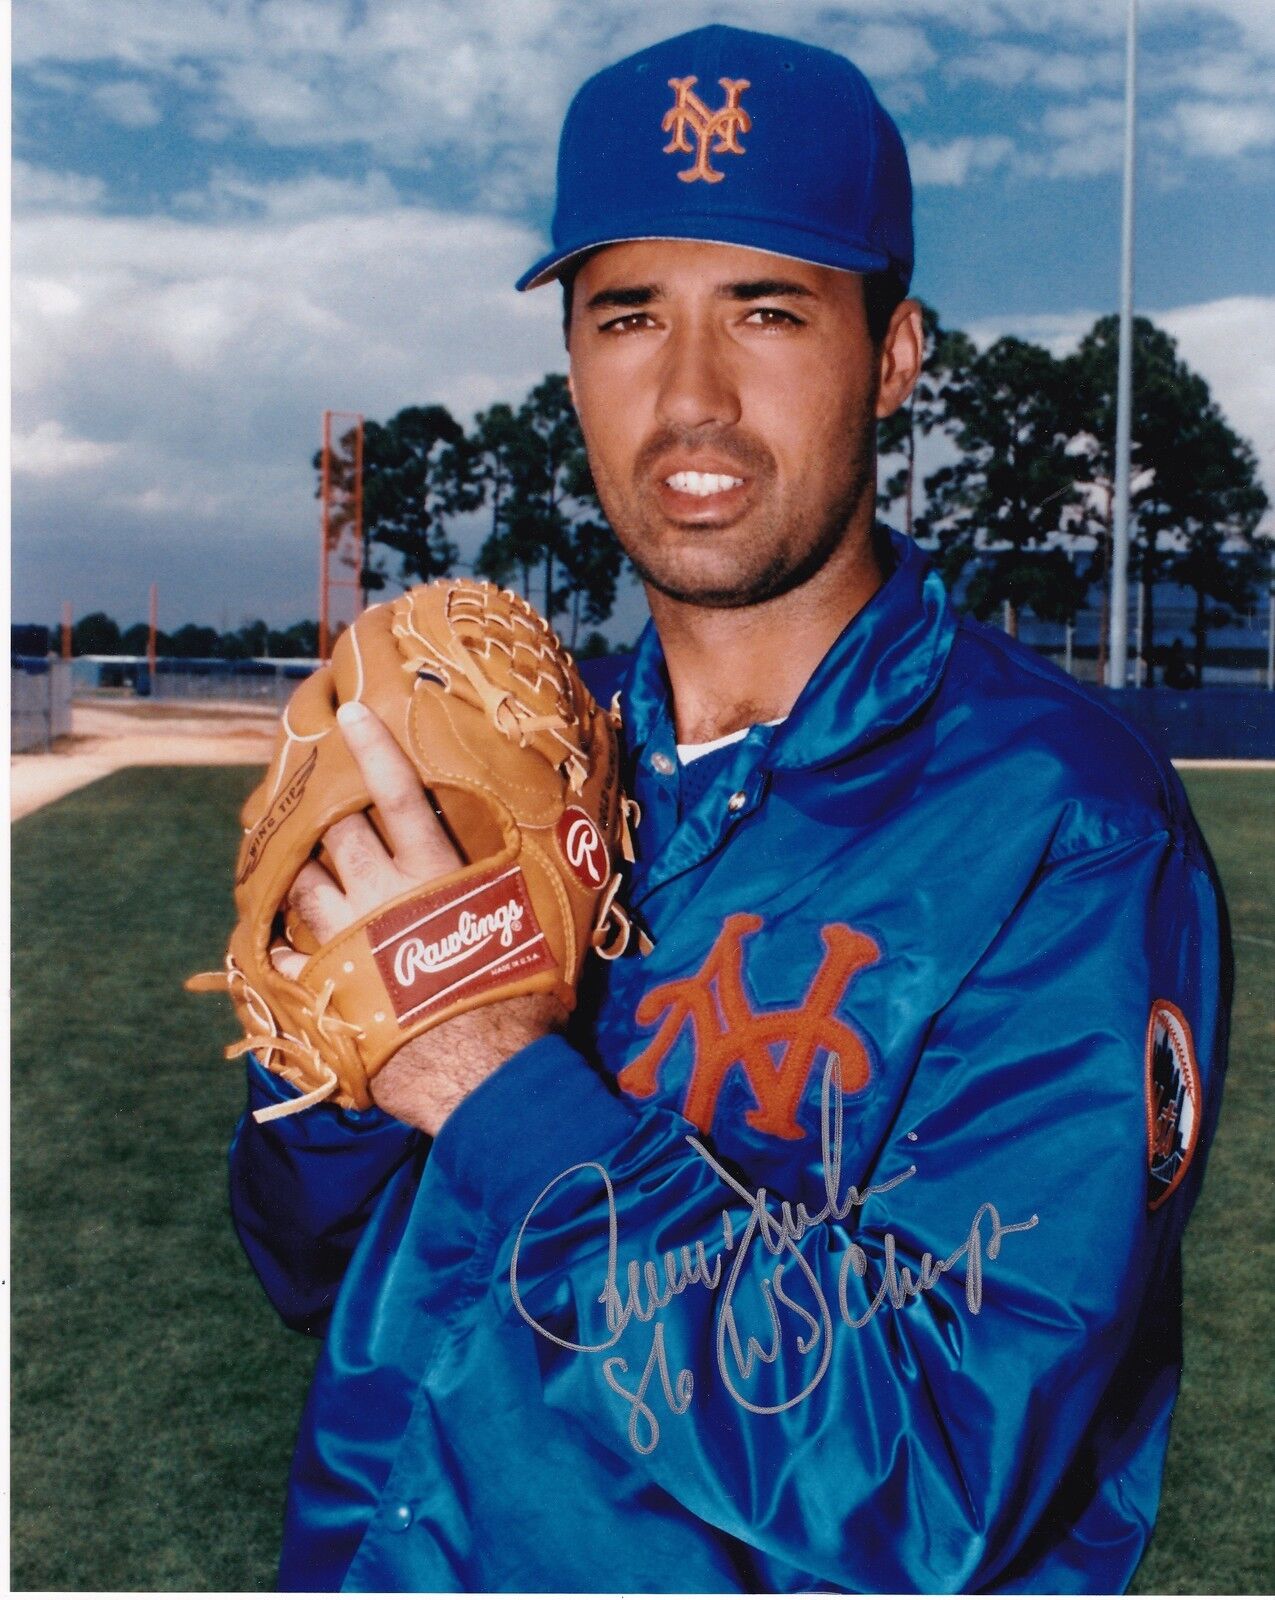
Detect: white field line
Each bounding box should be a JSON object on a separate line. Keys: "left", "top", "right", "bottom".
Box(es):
{"left": 1173, "top": 759, "right": 1275, "bottom": 770}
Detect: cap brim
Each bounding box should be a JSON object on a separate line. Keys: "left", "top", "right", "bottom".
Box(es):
{"left": 515, "top": 216, "right": 896, "bottom": 292}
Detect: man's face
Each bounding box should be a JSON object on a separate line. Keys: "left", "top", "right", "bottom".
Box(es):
{"left": 567, "top": 239, "right": 901, "bottom": 611}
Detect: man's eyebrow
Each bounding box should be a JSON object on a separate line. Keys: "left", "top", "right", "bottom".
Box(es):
{"left": 719, "top": 279, "right": 815, "bottom": 300}
{"left": 584, "top": 284, "right": 662, "bottom": 311}
{"left": 583, "top": 277, "right": 817, "bottom": 312}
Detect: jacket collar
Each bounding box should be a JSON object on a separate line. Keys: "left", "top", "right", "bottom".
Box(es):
{"left": 621, "top": 528, "right": 956, "bottom": 771}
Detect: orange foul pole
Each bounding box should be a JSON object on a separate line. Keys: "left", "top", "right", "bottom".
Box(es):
{"left": 61, "top": 600, "right": 72, "bottom": 660}
{"left": 318, "top": 409, "right": 365, "bottom": 662}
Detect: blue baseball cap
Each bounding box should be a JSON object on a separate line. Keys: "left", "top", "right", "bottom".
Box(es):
{"left": 517, "top": 24, "right": 913, "bottom": 293}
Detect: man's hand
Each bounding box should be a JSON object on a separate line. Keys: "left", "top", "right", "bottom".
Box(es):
{"left": 271, "top": 700, "right": 561, "bottom": 1136}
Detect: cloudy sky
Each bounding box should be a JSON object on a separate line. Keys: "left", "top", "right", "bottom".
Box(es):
{"left": 12, "top": 0, "right": 1275, "bottom": 641}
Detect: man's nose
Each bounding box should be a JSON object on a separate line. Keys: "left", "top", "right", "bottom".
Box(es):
{"left": 655, "top": 321, "right": 742, "bottom": 430}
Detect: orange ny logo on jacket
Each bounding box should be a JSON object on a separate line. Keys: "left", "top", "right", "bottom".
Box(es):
{"left": 619, "top": 913, "right": 878, "bottom": 1139}
{"left": 661, "top": 76, "right": 751, "bottom": 183}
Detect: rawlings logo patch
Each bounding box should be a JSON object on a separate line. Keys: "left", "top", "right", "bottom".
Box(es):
{"left": 236, "top": 749, "right": 318, "bottom": 884}
{"left": 369, "top": 864, "right": 553, "bottom": 1025}
{"left": 619, "top": 912, "right": 878, "bottom": 1140}
{"left": 392, "top": 896, "right": 526, "bottom": 984}
{"left": 557, "top": 806, "right": 609, "bottom": 889}
{"left": 662, "top": 75, "right": 751, "bottom": 184}
{"left": 1146, "top": 1000, "right": 1202, "bottom": 1211}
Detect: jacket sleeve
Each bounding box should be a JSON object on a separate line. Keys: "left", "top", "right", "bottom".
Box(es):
{"left": 415, "top": 825, "right": 1229, "bottom": 1592}
{"left": 228, "top": 1055, "right": 423, "bottom": 1335}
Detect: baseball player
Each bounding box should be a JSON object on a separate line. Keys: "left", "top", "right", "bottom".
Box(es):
{"left": 222, "top": 25, "right": 1230, "bottom": 1592}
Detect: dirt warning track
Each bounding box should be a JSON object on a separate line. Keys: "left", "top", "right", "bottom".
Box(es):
{"left": 10, "top": 700, "right": 279, "bottom": 822}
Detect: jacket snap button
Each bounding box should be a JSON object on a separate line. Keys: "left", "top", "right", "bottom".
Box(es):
{"left": 727, "top": 791, "right": 747, "bottom": 813}
{"left": 651, "top": 752, "right": 675, "bottom": 776}
{"left": 388, "top": 1503, "right": 413, "bottom": 1532}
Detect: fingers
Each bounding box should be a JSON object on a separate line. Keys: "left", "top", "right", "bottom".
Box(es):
{"left": 287, "top": 859, "right": 349, "bottom": 943}
{"left": 273, "top": 700, "right": 464, "bottom": 980}
{"left": 270, "top": 945, "right": 308, "bottom": 980}
{"left": 323, "top": 812, "right": 402, "bottom": 902}
{"left": 336, "top": 701, "right": 461, "bottom": 881}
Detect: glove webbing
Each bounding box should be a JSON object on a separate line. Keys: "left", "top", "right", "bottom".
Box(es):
{"left": 393, "top": 595, "right": 591, "bottom": 792}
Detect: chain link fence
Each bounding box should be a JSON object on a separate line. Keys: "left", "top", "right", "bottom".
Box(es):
{"left": 12, "top": 660, "right": 74, "bottom": 752}
{"left": 71, "top": 656, "right": 319, "bottom": 707}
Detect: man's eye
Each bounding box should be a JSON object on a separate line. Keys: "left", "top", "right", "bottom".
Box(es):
{"left": 745, "top": 306, "right": 803, "bottom": 327}
{"left": 599, "top": 312, "right": 656, "bottom": 333}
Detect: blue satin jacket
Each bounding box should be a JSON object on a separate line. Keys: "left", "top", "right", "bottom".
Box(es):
{"left": 229, "top": 531, "right": 1229, "bottom": 1593}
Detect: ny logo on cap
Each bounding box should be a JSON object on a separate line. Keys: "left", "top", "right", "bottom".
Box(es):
{"left": 661, "top": 76, "right": 751, "bottom": 184}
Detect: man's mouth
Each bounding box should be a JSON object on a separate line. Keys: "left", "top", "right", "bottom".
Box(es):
{"left": 642, "top": 441, "right": 765, "bottom": 527}
{"left": 663, "top": 470, "right": 745, "bottom": 498}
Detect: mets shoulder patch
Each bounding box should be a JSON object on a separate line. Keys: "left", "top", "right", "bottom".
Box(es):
{"left": 1146, "top": 1000, "right": 1202, "bottom": 1212}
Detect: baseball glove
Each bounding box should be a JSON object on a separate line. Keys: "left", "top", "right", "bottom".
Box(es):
{"left": 187, "top": 579, "right": 643, "bottom": 1123}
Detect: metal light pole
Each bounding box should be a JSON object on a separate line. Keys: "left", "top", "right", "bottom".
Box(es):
{"left": 148, "top": 582, "right": 159, "bottom": 689}
{"left": 1134, "top": 576, "right": 1145, "bottom": 687}
{"left": 1108, "top": 0, "right": 1138, "bottom": 689}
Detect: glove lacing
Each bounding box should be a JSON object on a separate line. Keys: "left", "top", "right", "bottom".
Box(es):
{"left": 192, "top": 956, "right": 360, "bottom": 1123}
{"left": 592, "top": 798, "right": 653, "bottom": 959}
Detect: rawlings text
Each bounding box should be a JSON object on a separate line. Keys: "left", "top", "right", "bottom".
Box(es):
{"left": 393, "top": 897, "right": 525, "bottom": 984}
{"left": 370, "top": 864, "right": 554, "bottom": 1026}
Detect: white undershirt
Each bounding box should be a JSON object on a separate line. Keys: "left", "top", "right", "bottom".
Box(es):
{"left": 676, "top": 717, "right": 786, "bottom": 765}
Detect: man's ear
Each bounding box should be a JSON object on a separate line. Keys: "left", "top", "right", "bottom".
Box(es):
{"left": 566, "top": 370, "right": 578, "bottom": 414}
{"left": 876, "top": 299, "right": 924, "bottom": 419}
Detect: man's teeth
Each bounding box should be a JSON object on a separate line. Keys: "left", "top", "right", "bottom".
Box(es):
{"left": 665, "top": 470, "right": 744, "bottom": 497}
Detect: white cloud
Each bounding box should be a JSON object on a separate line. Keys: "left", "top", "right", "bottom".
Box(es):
{"left": 10, "top": 181, "right": 572, "bottom": 624}
{"left": 15, "top": 1, "right": 597, "bottom": 169}
{"left": 12, "top": 193, "right": 564, "bottom": 448}
{"left": 174, "top": 168, "right": 404, "bottom": 221}
{"left": 910, "top": 135, "right": 1014, "bottom": 186}
{"left": 1036, "top": 98, "right": 1126, "bottom": 177}
{"left": 91, "top": 78, "right": 163, "bottom": 128}
{"left": 939, "top": 15, "right": 1275, "bottom": 174}
{"left": 1161, "top": 0, "right": 1275, "bottom": 57}
{"left": 963, "top": 310, "right": 1098, "bottom": 358}
{"left": 1173, "top": 99, "right": 1275, "bottom": 157}
{"left": 12, "top": 0, "right": 256, "bottom": 68}
{"left": 12, "top": 419, "right": 123, "bottom": 477}
{"left": 1158, "top": 296, "right": 1275, "bottom": 512}
{"left": 1161, "top": 45, "right": 1275, "bottom": 102}
{"left": 822, "top": 20, "right": 937, "bottom": 79}
{"left": 12, "top": 160, "right": 105, "bottom": 210}
{"left": 12, "top": 0, "right": 1275, "bottom": 203}
{"left": 12, "top": 0, "right": 948, "bottom": 174}
{"left": 945, "top": 42, "right": 1121, "bottom": 95}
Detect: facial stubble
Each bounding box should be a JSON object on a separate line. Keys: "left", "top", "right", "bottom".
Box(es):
{"left": 589, "top": 399, "right": 879, "bottom": 613}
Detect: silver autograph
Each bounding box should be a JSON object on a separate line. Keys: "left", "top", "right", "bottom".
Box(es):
{"left": 509, "top": 1054, "right": 1039, "bottom": 1454}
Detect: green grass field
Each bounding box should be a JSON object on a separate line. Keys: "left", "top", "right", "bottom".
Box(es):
{"left": 10, "top": 766, "right": 1274, "bottom": 1591}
